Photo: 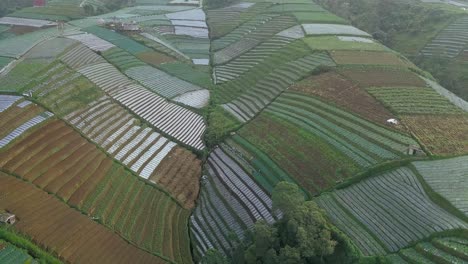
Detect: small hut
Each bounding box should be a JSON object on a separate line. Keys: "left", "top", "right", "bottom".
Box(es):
{"left": 0, "top": 213, "right": 16, "bottom": 225}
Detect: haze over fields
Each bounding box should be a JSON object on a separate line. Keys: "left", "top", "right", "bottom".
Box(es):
{"left": 0, "top": 0, "right": 467, "bottom": 263}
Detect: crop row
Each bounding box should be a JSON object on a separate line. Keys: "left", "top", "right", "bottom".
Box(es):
{"left": 213, "top": 15, "right": 297, "bottom": 65}
{"left": 224, "top": 136, "right": 296, "bottom": 194}
{"left": 367, "top": 87, "right": 464, "bottom": 115}
{"left": 206, "top": 2, "right": 271, "bottom": 39}
{"left": 0, "top": 243, "right": 34, "bottom": 264}
{"left": 420, "top": 16, "right": 468, "bottom": 58}
{"left": 0, "top": 95, "right": 21, "bottom": 112}
{"left": 65, "top": 97, "right": 201, "bottom": 208}
{"left": 84, "top": 26, "right": 151, "bottom": 55}
{"left": 61, "top": 43, "right": 106, "bottom": 69}
{"left": 413, "top": 156, "right": 468, "bottom": 216}
{"left": 0, "top": 111, "right": 53, "bottom": 148}
{"left": 102, "top": 47, "right": 146, "bottom": 71}
{"left": 0, "top": 26, "right": 62, "bottom": 58}
{"left": 190, "top": 147, "right": 279, "bottom": 257}
{"left": 223, "top": 53, "right": 336, "bottom": 122}
{"left": 67, "top": 33, "right": 115, "bottom": 52}
{"left": 214, "top": 35, "right": 295, "bottom": 83}
{"left": 63, "top": 44, "right": 206, "bottom": 149}
{"left": 424, "top": 77, "right": 468, "bottom": 112}
{"left": 0, "top": 16, "right": 57, "bottom": 28}
{"left": 0, "top": 172, "right": 167, "bottom": 264}
{"left": 125, "top": 65, "right": 205, "bottom": 99}
{"left": 389, "top": 236, "right": 468, "bottom": 263}
{"left": 317, "top": 167, "right": 467, "bottom": 254}
{"left": 0, "top": 120, "right": 192, "bottom": 262}
{"left": 264, "top": 95, "right": 412, "bottom": 165}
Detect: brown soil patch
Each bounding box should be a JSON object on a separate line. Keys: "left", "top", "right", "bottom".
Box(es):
{"left": 0, "top": 172, "right": 165, "bottom": 264}
{"left": 339, "top": 68, "right": 426, "bottom": 88}
{"left": 150, "top": 146, "right": 201, "bottom": 209}
{"left": 0, "top": 122, "right": 109, "bottom": 207}
{"left": 136, "top": 51, "right": 176, "bottom": 66}
{"left": 8, "top": 25, "right": 39, "bottom": 35}
{"left": 402, "top": 114, "right": 468, "bottom": 155}
{"left": 0, "top": 103, "right": 42, "bottom": 138}
{"left": 289, "top": 71, "right": 406, "bottom": 130}
{"left": 330, "top": 50, "right": 408, "bottom": 66}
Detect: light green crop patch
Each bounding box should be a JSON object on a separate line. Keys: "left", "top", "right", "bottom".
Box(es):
{"left": 304, "top": 36, "right": 388, "bottom": 51}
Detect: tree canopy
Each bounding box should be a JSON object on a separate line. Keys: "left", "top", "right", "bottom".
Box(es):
{"left": 241, "top": 182, "right": 337, "bottom": 264}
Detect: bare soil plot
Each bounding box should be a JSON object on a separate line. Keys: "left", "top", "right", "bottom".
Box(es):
{"left": 150, "top": 146, "right": 202, "bottom": 209}
{"left": 136, "top": 51, "right": 176, "bottom": 66}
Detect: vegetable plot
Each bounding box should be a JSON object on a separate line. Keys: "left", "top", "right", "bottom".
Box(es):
{"left": 316, "top": 167, "right": 467, "bottom": 255}
{"left": 413, "top": 156, "right": 468, "bottom": 216}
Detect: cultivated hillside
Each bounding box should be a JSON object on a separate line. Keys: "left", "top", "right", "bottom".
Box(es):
{"left": 0, "top": 0, "right": 467, "bottom": 263}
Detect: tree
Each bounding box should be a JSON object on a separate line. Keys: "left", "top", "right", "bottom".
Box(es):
{"left": 271, "top": 182, "right": 305, "bottom": 216}
{"left": 201, "top": 249, "right": 229, "bottom": 264}
{"left": 240, "top": 182, "right": 337, "bottom": 263}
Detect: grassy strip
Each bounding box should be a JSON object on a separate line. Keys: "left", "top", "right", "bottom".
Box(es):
{"left": 0, "top": 225, "right": 62, "bottom": 264}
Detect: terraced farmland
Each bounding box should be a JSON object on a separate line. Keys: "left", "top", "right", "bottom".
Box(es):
{"left": 413, "top": 156, "right": 468, "bottom": 216}
{"left": 330, "top": 50, "right": 408, "bottom": 66}
{"left": 213, "top": 15, "right": 297, "bottom": 65}
{"left": 367, "top": 87, "right": 465, "bottom": 114}
{"left": 387, "top": 237, "right": 468, "bottom": 263}
{"left": 0, "top": 120, "right": 192, "bottom": 263}
{"left": 190, "top": 147, "right": 280, "bottom": 257}
{"left": 289, "top": 71, "right": 398, "bottom": 127}
{"left": 238, "top": 92, "right": 420, "bottom": 194}
{"left": 316, "top": 167, "right": 468, "bottom": 255}
{"left": 221, "top": 52, "right": 336, "bottom": 122}
{"left": 83, "top": 26, "right": 151, "bottom": 55}
{"left": 0, "top": 0, "right": 468, "bottom": 262}
{"left": 420, "top": 16, "right": 468, "bottom": 58}
{"left": 0, "top": 97, "right": 53, "bottom": 148}
{"left": 125, "top": 65, "right": 208, "bottom": 100}
{"left": 0, "top": 172, "right": 167, "bottom": 264}
{"left": 339, "top": 68, "right": 427, "bottom": 88}
{"left": 64, "top": 97, "right": 201, "bottom": 208}
{"left": 59, "top": 44, "right": 207, "bottom": 149}
{"left": 401, "top": 114, "right": 468, "bottom": 155}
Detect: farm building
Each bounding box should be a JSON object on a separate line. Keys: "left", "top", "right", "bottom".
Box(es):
{"left": 33, "top": 0, "right": 46, "bottom": 7}
{"left": 0, "top": 213, "right": 16, "bottom": 224}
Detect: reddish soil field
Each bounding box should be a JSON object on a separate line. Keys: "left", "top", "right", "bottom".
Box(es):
{"left": 402, "top": 114, "right": 468, "bottom": 155}
{"left": 0, "top": 121, "right": 110, "bottom": 207}
{"left": 137, "top": 51, "right": 176, "bottom": 66}
{"left": 149, "top": 146, "right": 201, "bottom": 209}
{"left": 0, "top": 103, "right": 42, "bottom": 138}
{"left": 289, "top": 71, "right": 407, "bottom": 131}
{"left": 0, "top": 172, "right": 166, "bottom": 264}
{"left": 330, "top": 50, "right": 408, "bottom": 66}
{"left": 339, "top": 67, "right": 427, "bottom": 88}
